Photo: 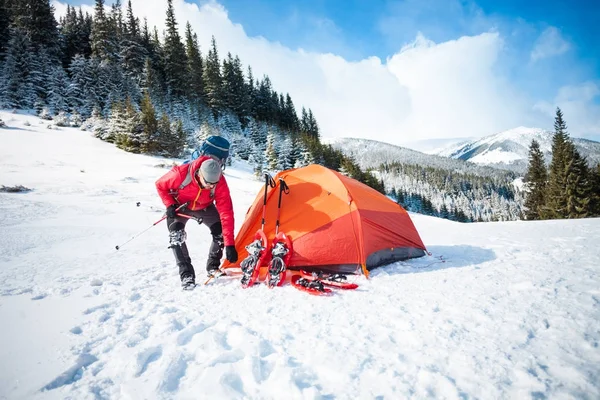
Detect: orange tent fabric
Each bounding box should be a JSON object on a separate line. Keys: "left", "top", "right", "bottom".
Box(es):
{"left": 223, "top": 164, "right": 426, "bottom": 275}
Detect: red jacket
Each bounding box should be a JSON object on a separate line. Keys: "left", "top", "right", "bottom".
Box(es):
{"left": 155, "top": 156, "right": 235, "bottom": 246}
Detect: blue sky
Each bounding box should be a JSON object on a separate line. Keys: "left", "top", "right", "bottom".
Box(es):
{"left": 218, "top": 0, "right": 598, "bottom": 97}
{"left": 56, "top": 0, "right": 600, "bottom": 145}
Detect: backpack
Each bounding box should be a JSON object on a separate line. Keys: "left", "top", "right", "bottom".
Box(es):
{"left": 184, "top": 135, "right": 230, "bottom": 166}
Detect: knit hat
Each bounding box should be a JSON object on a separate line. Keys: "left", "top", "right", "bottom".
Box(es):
{"left": 200, "top": 159, "right": 222, "bottom": 184}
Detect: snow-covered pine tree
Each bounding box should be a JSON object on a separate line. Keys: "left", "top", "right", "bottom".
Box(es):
{"left": 47, "top": 66, "right": 70, "bottom": 114}
{"left": 120, "top": 0, "right": 146, "bottom": 82}
{"left": 264, "top": 129, "right": 279, "bottom": 172}
{"left": 104, "top": 101, "right": 126, "bottom": 142}
{"left": 68, "top": 54, "right": 90, "bottom": 115}
{"left": 1, "top": 27, "right": 36, "bottom": 109}
{"left": 115, "top": 97, "right": 143, "bottom": 153}
{"left": 218, "top": 111, "right": 241, "bottom": 138}
{"left": 278, "top": 135, "right": 294, "bottom": 170}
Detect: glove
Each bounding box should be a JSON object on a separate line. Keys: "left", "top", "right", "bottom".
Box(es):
{"left": 225, "top": 245, "right": 238, "bottom": 263}
{"left": 166, "top": 204, "right": 177, "bottom": 219}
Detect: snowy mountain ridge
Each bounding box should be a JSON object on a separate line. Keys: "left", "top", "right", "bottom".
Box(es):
{"left": 325, "top": 136, "right": 515, "bottom": 178}
{"left": 326, "top": 126, "right": 600, "bottom": 175}
{"left": 436, "top": 126, "right": 600, "bottom": 173}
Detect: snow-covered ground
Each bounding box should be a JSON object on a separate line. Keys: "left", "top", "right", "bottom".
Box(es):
{"left": 1, "top": 110, "right": 599, "bottom": 400}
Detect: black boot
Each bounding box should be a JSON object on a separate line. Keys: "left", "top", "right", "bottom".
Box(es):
{"left": 206, "top": 227, "right": 224, "bottom": 276}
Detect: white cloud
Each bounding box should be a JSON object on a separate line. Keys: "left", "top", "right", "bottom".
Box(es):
{"left": 386, "top": 32, "right": 534, "bottom": 142}
{"left": 51, "top": 0, "right": 598, "bottom": 145}
{"left": 530, "top": 26, "right": 570, "bottom": 61}
{"left": 52, "top": 0, "right": 95, "bottom": 19}
{"left": 534, "top": 82, "right": 600, "bottom": 139}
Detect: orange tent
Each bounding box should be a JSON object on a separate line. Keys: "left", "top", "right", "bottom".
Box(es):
{"left": 224, "top": 164, "right": 426, "bottom": 276}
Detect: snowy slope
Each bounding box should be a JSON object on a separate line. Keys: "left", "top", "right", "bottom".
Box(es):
{"left": 437, "top": 126, "right": 600, "bottom": 173}
{"left": 1, "top": 110, "right": 600, "bottom": 400}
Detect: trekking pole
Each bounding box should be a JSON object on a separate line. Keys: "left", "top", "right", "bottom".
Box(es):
{"left": 240, "top": 173, "right": 276, "bottom": 288}
{"left": 274, "top": 178, "right": 290, "bottom": 235}
{"left": 115, "top": 202, "right": 188, "bottom": 250}
{"left": 260, "top": 173, "right": 276, "bottom": 231}
{"left": 267, "top": 177, "right": 292, "bottom": 288}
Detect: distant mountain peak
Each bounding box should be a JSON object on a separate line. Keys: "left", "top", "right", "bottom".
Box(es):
{"left": 436, "top": 126, "right": 600, "bottom": 173}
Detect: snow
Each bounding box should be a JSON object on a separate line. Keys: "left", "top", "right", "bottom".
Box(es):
{"left": 1, "top": 110, "right": 600, "bottom": 399}
{"left": 469, "top": 148, "right": 523, "bottom": 164}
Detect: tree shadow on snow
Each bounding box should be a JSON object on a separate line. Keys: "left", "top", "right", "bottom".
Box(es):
{"left": 370, "top": 245, "right": 496, "bottom": 277}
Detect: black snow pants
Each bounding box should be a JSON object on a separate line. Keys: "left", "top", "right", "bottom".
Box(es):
{"left": 166, "top": 204, "right": 224, "bottom": 281}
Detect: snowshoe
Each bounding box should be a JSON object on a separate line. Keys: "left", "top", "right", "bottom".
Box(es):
{"left": 291, "top": 275, "right": 332, "bottom": 296}
{"left": 240, "top": 235, "right": 267, "bottom": 288}
{"left": 299, "top": 270, "right": 358, "bottom": 290}
{"left": 266, "top": 232, "right": 292, "bottom": 288}
{"left": 181, "top": 276, "right": 196, "bottom": 291}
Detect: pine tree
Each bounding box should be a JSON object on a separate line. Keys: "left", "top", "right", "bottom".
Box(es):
{"left": 544, "top": 107, "right": 570, "bottom": 219}
{"left": 155, "top": 113, "right": 172, "bottom": 156}
{"left": 591, "top": 164, "right": 600, "bottom": 216}
{"left": 67, "top": 54, "right": 92, "bottom": 115}
{"left": 59, "top": 5, "right": 79, "bottom": 67}
{"left": 78, "top": 9, "right": 93, "bottom": 58}
{"left": 203, "top": 36, "right": 223, "bottom": 117}
{"left": 90, "top": 0, "right": 112, "bottom": 60}
{"left": 120, "top": 0, "right": 146, "bottom": 83}
{"left": 265, "top": 129, "right": 279, "bottom": 171}
{"left": 523, "top": 139, "right": 547, "bottom": 220}
{"left": 47, "top": 66, "right": 70, "bottom": 113}
{"left": 9, "top": 0, "right": 61, "bottom": 60}
{"left": 163, "top": 0, "right": 188, "bottom": 99}
{"left": 115, "top": 97, "right": 143, "bottom": 153}
{"left": 1, "top": 27, "right": 36, "bottom": 108}
{"left": 307, "top": 108, "right": 320, "bottom": 139}
{"left": 184, "top": 22, "right": 204, "bottom": 104}
{"left": 140, "top": 90, "right": 158, "bottom": 153}
{"left": 564, "top": 142, "right": 592, "bottom": 218}
{"left": 0, "top": 0, "right": 9, "bottom": 61}
{"left": 245, "top": 66, "right": 256, "bottom": 118}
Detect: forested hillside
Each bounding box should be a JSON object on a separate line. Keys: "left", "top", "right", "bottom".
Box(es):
{"left": 0, "top": 0, "right": 380, "bottom": 189}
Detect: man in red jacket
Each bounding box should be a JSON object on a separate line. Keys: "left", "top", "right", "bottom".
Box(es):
{"left": 156, "top": 156, "right": 238, "bottom": 289}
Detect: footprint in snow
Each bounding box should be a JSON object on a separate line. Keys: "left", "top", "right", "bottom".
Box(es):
{"left": 158, "top": 353, "right": 188, "bottom": 393}
{"left": 41, "top": 353, "right": 98, "bottom": 391}
{"left": 220, "top": 372, "right": 245, "bottom": 396}
{"left": 209, "top": 349, "right": 245, "bottom": 367}
{"left": 176, "top": 322, "right": 209, "bottom": 346}
{"left": 83, "top": 303, "right": 111, "bottom": 315}
{"left": 90, "top": 279, "right": 103, "bottom": 287}
{"left": 70, "top": 326, "right": 83, "bottom": 335}
{"left": 129, "top": 292, "right": 141, "bottom": 302}
{"left": 31, "top": 293, "right": 47, "bottom": 300}
{"left": 134, "top": 345, "right": 163, "bottom": 377}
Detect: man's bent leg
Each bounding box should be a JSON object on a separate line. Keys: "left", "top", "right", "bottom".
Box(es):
{"left": 168, "top": 219, "right": 195, "bottom": 281}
